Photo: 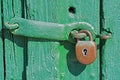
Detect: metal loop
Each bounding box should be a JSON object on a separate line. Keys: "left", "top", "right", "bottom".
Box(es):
{"left": 70, "top": 30, "right": 87, "bottom": 39}
{"left": 78, "top": 30, "right": 93, "bottom": 41}
{"left": 5, "top": 22, "right": 19, "bottom": 29}
{"left": 100, "top": 34, "right": 111, "bottom": 39}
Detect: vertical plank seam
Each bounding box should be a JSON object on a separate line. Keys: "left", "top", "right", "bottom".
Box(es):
{"left": 1, "top": 0, "right": 6, "bottom": 79}
{"left": 99, "top": 0, "right": 104, "bottom": 80}
{"left": 21, "top": 0, "right": 25, "bottom": 18}
{"left": 21, "top": 0, "right": 28, "bottom": 80}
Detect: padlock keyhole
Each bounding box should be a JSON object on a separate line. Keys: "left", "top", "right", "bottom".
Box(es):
{"left": 82, "top": 49, "right": 87, "bottom": 56}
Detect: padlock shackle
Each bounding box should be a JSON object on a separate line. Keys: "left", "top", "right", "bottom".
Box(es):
{"left": 78, "top": 30, "right": 93, "bottom": 41}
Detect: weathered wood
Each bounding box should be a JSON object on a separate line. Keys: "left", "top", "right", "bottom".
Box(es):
{"left": 26, "top": 0, "right": 100, "bottom": 80}
{"left": 3, "top": 0, "right": 27, "bottom": 79}
{"left": 101, "top": 0, "right": 120, "bottom": 80}
{"left": 0, "top": 0, "right": 4, "bottom": 79}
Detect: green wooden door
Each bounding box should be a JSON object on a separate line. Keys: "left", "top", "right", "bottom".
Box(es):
{"left": 0, "top": 0, "right": 119, "bottom": 80}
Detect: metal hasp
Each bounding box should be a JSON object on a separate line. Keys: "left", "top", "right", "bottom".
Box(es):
{"left": 5, "top": 17, "right": 111, "bottom": 42}
{"left": 5, "top": 17, "right": 97, "bottom": 41}
{"left": 76, "top": 30, "right": 96, "bottom": 64}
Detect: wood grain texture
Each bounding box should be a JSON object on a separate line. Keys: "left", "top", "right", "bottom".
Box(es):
{"left": 3, "top": 0, "right": 27, "bottom": 79}
{"left": 26, "top": 0, "right": 60, "bottom": 80}
{"left": 101, "top": 0, "right": 120, "bottom": 80}
{"left": 0, "top": 0, "right": 4, "bottom": 79}
{"left": 25, "top": 0, "right": 100, "bottom": 80}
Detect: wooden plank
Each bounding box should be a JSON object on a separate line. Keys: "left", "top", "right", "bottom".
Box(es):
{"left": 3, "top": 0, "right": 27, "bottom": 79}
{"left": 57, "top": 1, "right": 100, "bottom": 79}
{"left": 0, "top": 0, "right": 4, "bottom": 79}
{"left": 101, "top": 0, "right": 120, "bottom": 80}
{"left": 26, "top": 1, "right": 60, "bottom": 79}
{"left": 26, "top": 0, "right": 100, "bottom": 80}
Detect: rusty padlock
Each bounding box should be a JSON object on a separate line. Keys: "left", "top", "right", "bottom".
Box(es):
{"left": 76, "top": 30, "right": 96, "bottom": 64}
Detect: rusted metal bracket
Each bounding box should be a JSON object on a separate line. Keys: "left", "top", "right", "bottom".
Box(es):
{"left": 4, "top": 17, "right": 111, "bottom": 42}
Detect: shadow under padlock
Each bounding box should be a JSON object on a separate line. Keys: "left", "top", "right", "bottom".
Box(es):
{"left": 60, "top": 41, "right": 86, "bottom": 76}
{"left": 76, "top": 30, "right": 96, "bottom": 65}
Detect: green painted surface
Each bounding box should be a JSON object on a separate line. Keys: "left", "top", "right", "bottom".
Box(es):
{"left": 26, "top": 0, "right": 61, "bottom": 79}
{"left": 1, "top": 0, "right": 101, "bottom": 80}
{"left": 56, "top": 1, "right": 100, "bottom": 79}
{"left": 1, "top": 0, "right": 120, "bottom": 80}
{"left": 0, "top": 0, "right": 4, "bottom": 79}
{"left": 25, "top": 0, "right": 100, "bottom": 80}
{"left": 3, "top": 0, "right": 26, "bottom": 79}
{"left": 101, "top": 0, "right": 120, "bottom": 80}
